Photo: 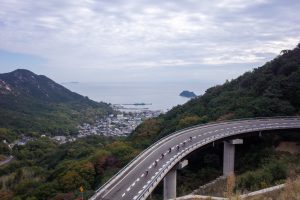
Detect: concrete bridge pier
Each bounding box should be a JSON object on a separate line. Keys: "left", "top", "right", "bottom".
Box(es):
{"left": 164, "top": 167, "right": 177, "bottom": 200}
{"left": 164, "top": 160, "right": 188, "bottom": 200}
{"left": 223, "top": 139, "right": 243, "bottom": 176}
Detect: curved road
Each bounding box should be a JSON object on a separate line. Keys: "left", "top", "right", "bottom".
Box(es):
{"left": 90, "top": 117, "right": 300, "bottom": 200}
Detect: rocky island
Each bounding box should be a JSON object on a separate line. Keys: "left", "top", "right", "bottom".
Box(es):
{"left": 179, "top": 90, "right": 197, "bottom": 98}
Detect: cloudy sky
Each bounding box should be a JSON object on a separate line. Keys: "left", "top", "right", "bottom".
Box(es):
{"left": 0, "top": 0, "right": 299, "bottom": 83}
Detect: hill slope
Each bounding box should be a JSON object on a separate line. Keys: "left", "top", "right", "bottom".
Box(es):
{"left": 0, "top": 69, "right": 112, "bottom": 134}
{"left": 131, "top": 44, "right": 300, "bottom": 147}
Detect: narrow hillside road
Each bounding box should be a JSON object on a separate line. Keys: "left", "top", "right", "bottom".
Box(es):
{"left": 0, "top": 155, "right": 14, "bottom": 166}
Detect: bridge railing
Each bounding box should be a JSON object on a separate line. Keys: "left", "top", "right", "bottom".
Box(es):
{"left": 92, "top": 116, "right": 300, "bottom": 198}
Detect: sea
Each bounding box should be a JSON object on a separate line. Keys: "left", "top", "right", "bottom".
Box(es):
{"left": 63, "top": 81, "right": 217, "bottom": 112}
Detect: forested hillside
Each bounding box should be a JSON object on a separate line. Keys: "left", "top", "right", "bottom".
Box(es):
{"left": 131, "top": 43, "right": 300, "bottom": 147}
{"left": 0, "top": 136, "right": 139, "bottom": 200}
{"left": 0, "top": 69, "right": 112, "bottom": 135}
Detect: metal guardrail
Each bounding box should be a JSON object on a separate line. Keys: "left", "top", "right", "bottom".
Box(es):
{"left": 91, "top": 116, "right": 300, "bottom": 199}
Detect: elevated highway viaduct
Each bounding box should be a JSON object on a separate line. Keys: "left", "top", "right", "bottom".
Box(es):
{"left": 90, "top": 117, "right": 300, "bottom": 200}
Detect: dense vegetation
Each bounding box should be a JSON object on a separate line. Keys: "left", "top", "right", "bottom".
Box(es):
{"left": 0, "top": 69, "right": 113, "bottom": 135}
{"left": 1, "top": 44, "right": 300, "bottom": 199}
{"left": 0, "top": 136, "right": 139, "bottom": 200}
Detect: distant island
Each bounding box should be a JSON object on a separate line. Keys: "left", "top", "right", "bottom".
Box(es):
{"left": 179, "top": 90, "right": 197, "bottom": 98}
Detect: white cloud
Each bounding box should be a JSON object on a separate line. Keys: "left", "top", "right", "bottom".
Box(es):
{"left": 0, "top": 0, "right": 299, "bottom": 82}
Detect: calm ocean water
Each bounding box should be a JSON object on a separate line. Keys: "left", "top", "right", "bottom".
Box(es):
{"left": 63, "top": 82, "right": 215, "bottom": 111}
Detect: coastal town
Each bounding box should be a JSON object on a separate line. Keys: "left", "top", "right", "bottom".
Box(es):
{"left": 77, "top": 109, "right": 163, "bottom": 137}
{"left": 2, "top": 108, "right": 164, "bottom": 147}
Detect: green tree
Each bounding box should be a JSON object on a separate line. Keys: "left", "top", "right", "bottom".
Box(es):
{"left": 59, "top": 171, "right": 83, "bottom": 192}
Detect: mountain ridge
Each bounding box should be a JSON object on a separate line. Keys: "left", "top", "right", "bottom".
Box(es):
{"left": 0, "top": 69, "right": 112, "bottom": 134}
{"left": 0, "top": 69, "right": 88, "bottom": 102}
